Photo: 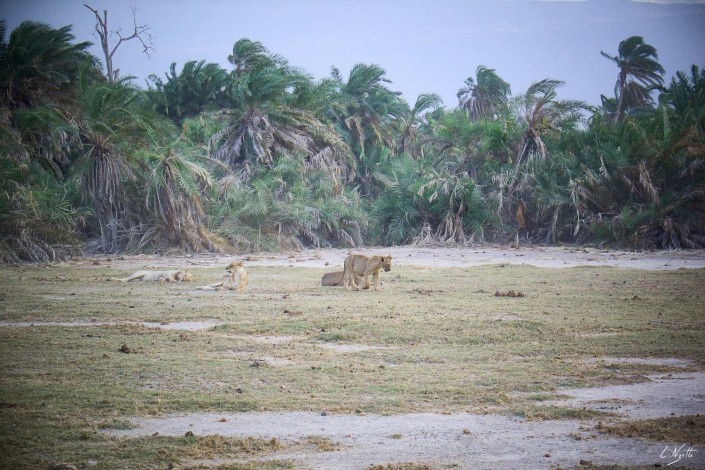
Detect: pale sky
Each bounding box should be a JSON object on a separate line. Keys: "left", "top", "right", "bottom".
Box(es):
{"left": 2, "top": 0, "right": 704, "bottom": 108}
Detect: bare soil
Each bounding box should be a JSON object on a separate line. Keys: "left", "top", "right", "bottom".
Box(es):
{"left": 88, "top": 244, "right": 705, "bottom": 271}
{"left": 109, "top": 373, "right": 705, "bottom": 469}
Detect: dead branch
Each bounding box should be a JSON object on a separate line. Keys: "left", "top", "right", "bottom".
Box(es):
{"left": 84, "top": 4, "right": 154, "bottom": 83}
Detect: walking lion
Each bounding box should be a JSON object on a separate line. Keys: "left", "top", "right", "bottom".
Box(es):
{"left": 342, "top": 254, "right": 392, "bottom": 291}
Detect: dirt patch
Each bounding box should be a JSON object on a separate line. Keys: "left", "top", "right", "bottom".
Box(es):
{"left": 106, "top": 373, "right": 705, "bottom": 469}
{"left": 551, "top": 372, "right": 705, "bottom": 420}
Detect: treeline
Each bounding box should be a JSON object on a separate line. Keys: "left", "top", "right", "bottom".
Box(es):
{"left": 1, "top": 21, "right": 704, "bottom": 262}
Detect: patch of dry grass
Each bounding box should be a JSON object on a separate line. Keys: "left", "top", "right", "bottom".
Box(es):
{"left": 512, "top": 405, "right": 616, "bottom": 421}
{"left": 367, "top": 463, "right": 458, "bottom": 470}
{"left": 0, "top": 261, "right": 704, "bottom": 468}
{"left": 598, "top": 414, "right": 705, "bottom": 445}
{"left": 304, "top": 434, "right": 339, "bottom": 452}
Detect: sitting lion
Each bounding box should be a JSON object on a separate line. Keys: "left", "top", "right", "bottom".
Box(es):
{"left": 342, "top": 254, "right": 392, "bottom": 291}
{"left": 109, "top": 269, "right": 194, "bottom": 283}
{"left": 196, "top": 261, "right": 248, "bottom": 291}
{"left": 321, "top": 271, "right": 363, "bottom": 287}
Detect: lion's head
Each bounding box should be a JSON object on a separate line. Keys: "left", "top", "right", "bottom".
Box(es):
{"left": 225, "top": 261, "right": 244, "bottom": 273}
{"left": 177, "top": 270, "right": 195, "bottom": 282}
{"left": 381, "top": 255, "right": 392, "bottom": 272}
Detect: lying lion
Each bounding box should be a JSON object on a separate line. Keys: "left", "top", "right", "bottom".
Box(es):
{"left": 342, "top": 254, "right": 392, "bottom": 291}
{"left": 109, "top": 269, "right": 194, "bottom": 283}
{"left": 196, "top": 261, "right": 248, "bottom": 291}
{"left": 321, "top": 271, "right": 363, "bottom": 287}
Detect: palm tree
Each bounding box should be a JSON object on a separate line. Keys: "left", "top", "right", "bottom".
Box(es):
{"left": 370, "top": 156, "right": 424, "bottom": 244}
{"left": 620, "top": 96, "right": 705, "bottom": 248}
{"left": 213, "top": 152, "right": 365, "bottom": 250}
{"left": 142, "top": 138, "right": 224, "bottom": 252}
{"left": 601, "top": 36, "right": 665, "bottom": 121}
{"left": 0, "top": 21, "right": 98, "bottom": 110}
{"left": 148, "top": 60, "right": 228, "bottom": 122}
{"left": 489, "top": 79, "right": 589, "bottom": 241}
{"left": 514, "top": 79, "right": 587, "bottom": 170}
{"left": 3, "top": 106, "right": 75, "bottom": 178}
{"left": 327, "top": 63, "right": 407, "bottom": 157}
{"left": 417, "top": 169, "right": 491, "bottom": 244}
{"left": 0, "top": 157, "right": 86, "bottom": 262}
{"left": 0, "top": 21, "right": 102, "bottom": 260}
{"left": 428, "top": 108, "right": 486, "bottom": 178}
{"left": 457, "top": 66, "right": 511, "bottom": 120}
{"left": 214, "top": 46, "right": 352, "bottom": 181}
{"left": 397, "top": 93, "right": 443, "bottom": 156}
{"left": 660, "top": 65, "right": 705, "bottom": 132}
{"left": 228, "top": 38, "right": 271, "bottom": 78}
{"left": 0, "top": 21, "right": 100, "bottom": 172}
{"left": 286, "top": 75, "right": 339, "bottom": 117}
{"left": 216, "top": 57, "right": 298, "bottom": 169}
{"left": 72, "top": 74, "right": 165, "bottom": 252}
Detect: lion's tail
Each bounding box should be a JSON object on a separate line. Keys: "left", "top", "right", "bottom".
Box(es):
{"left": 196, "top": 283, "right": 222, "bottom": 290}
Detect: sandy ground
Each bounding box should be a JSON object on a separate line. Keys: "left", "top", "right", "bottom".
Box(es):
{"left": 27, "top": 245, "right": 705, "bottom": 467}
{"left": 90, "top": 244, "right": 705, "bottom": 271}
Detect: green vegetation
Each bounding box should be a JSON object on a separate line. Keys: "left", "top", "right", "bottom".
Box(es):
{"left": 0, "top": 261, "right": 703, "bottom": 467}
{"left": 0, "top": 17, "right": 703, "bottom": 260}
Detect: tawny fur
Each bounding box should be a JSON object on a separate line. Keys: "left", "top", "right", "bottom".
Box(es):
{"left": 321, "top": 271, "right": 363, "bottom": 287}
{"left": 109, "top": 269, "right": 194, "bottom": 283}
{"left": 342, "top": 254, "right": 392, "bottom": 291}
{"left": 196, "top": 261, "right": 248, "bottom": 291}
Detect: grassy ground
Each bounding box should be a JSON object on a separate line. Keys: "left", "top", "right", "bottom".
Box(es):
{"left": 598, "top": 414, "right": 705, "bottom": 445}
{"left": 0, "top": 261, "right": 704, "bottom": 468}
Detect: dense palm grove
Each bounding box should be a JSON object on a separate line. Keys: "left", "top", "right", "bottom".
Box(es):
{"left": 1, "top": 20, "right": 704, "bottom": 262}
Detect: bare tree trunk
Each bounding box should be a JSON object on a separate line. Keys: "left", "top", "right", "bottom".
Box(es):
{"left": 615, "top": 69, "right": 628, "bottom": 122}
{"left": 84, "top": 4, "right": 154, "bottom": 83}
